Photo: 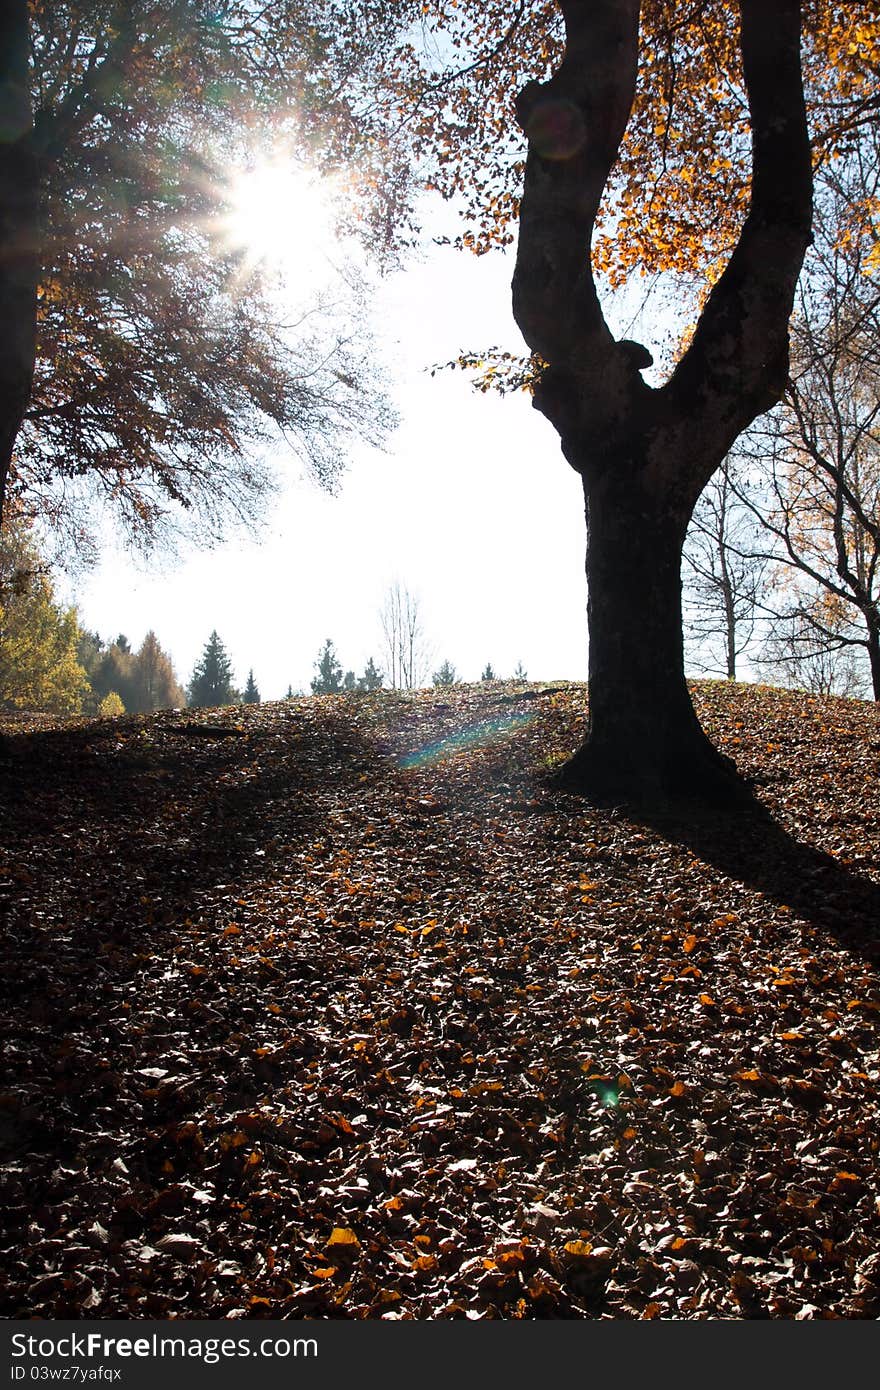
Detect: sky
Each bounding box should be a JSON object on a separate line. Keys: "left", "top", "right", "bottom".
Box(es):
{"left": 68, "top": 197, "right": 595, "bottom": 701}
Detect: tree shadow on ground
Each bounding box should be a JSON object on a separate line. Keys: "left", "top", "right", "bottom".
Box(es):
{"left": 639, "top": 797, "right": 880, "bottom": 963}
{"left": 0, "top": 704, "right": 386, "bottom": 982}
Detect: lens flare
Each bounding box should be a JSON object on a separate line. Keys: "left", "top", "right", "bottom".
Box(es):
{"left": 399, "top": 711, "right": 534, "bottom": 769}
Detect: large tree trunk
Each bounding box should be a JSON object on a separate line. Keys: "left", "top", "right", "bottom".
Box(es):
{"left": 562, "top": 462, "right": 743, "bottom": 803}
{"left": 0, "top": 0, "right": 38, "bottom": 529}
{"left": 512, "top": 0, "right": 812, "bottom": 806}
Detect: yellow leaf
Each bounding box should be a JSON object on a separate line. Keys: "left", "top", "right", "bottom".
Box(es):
{"left": 563, "top": 1240, "right": 593, "bottom": 1258}
{"left": 326, "top": 1227, "right": 360, "bottom": 1248}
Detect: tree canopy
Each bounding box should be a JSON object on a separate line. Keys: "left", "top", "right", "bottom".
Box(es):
{"left": 2, "top": 1, "right": 410, "bottom": 554}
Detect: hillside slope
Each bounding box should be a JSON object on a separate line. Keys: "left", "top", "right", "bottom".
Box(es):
{"left": 1, "top": 681, "right": 878, "bottom": 1319}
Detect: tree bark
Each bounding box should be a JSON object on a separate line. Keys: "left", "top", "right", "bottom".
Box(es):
{"left": 866, "top": 614, "right": 880, "bottom": 703}
{"left": 512, "top": 0, "right": 812, "bottom": 805}
{"left": 560, "top": 465, "right": 742, "bottom": 802}
{"left": 0, "top": 0, "right": 38, "bottom": 529}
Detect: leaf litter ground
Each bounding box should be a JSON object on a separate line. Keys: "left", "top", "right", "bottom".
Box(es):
{"left": 1, "top": 681, "right": 879, "bottom": 1320}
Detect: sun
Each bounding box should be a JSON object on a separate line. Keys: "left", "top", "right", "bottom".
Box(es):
{"left": 221, "top": 156, "right": 339, "bottom": 278}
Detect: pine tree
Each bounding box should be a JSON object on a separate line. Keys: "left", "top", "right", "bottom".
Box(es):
{"left": 514, "top": 661, "right": 528, "bottom": 681}
{"left": 358, "top": 657, "right": 384, "bottom": 691}
{"left": 188, "top": 631, "right": 237, "bottom": 708}
{"left": 433, "top": 659, "right": 458, "bottom": 687}
{"left": 243, "top": 669, "right": 260, "bottom": 704}
{"left": 343, "top": 670, "right": 358, "bottom": 691}
{"left": 310, "top": 639, "right": 343, "bottom": 695}
{"left": 481, "top": 663, "right": 496, "bottom": 682}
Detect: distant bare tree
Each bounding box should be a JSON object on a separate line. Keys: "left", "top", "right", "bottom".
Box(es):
{"left": 731, "top": 139, "right": 880, "bottom": 699}
{"left": 683, "top": 459, "right": 768, "bottom": 680}
{"left": 379, "top": 582, "right": 430, "bottom": 690}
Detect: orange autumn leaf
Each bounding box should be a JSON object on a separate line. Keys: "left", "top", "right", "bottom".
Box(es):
{"left": 326, "top": 1227, "right": 360, "bottom": 1249}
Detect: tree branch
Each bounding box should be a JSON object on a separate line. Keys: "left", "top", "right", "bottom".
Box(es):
{"left": 511, "top": 0, "right": 640, "bottom": 367}
{"left": 664, "top": 0, "right": 813, "bottom": 484}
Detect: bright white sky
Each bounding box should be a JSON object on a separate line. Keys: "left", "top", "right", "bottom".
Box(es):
{"left": 70, "top": 189, "right": 594, "bottom": 701}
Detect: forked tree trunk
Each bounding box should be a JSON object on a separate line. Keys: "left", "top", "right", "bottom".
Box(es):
{"left": 512, "top": 0, "right": 812, "bottom": 805}
{"left": 0, "top": 0, "right": 38, "bottom": 529}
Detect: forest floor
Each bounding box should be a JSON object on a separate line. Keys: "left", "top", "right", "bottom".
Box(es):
{"left": 1, "top": 680, "right": 879, "bottom": 1320}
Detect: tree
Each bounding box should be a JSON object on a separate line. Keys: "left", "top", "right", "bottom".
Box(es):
{"left": 130, "top": 631, "right": 186, "bottom": 712}
{"left": 358, "top": 657, "right": 384, "bottom": 692}
{"left": 311, "top": 639, "right": 343, "bottom": 695}
{"left": 514, "top": 661, "right": 528, "bottom": 681}
{"left": 433, "top": 659, "right": 458, "bottom": 687}
{"left": 82, "top": 638, "right": 136, "bottom": 714}
{"left": 343, "top": 670, "right": 358, "bottom": 692}
{"left": 683, "top": 460, "right": 768, "bottom": 681}
{"left": 0, "top": 517, "right": 87, "bottom": 713}
{"left": 728, "top": 136, "right": 880, "bottom": 699}
{"left": 375, "top": 3, "right": 880, "bottom": 801}
{"left": 2, "top": 3, "right": 406, "bottom": 551}
{"left": 380, "top": 583, "right": 430, "bottom": 690}
{"left": 759, "top": 595, "right": 870, "bottom": 699}
{"left": 98, "top": 691, "right": 125, "bottom": 719}
{"left": 243, "top": 670, "right": 261, "bottom": 705}
{"left": 480, "top": 663, "right": 496, "bottom": 682}
{"left": 188, "top": 631, "right": 238, "bottom": 708}
{"left": 508, "top": 1, "right": 814, "bottom": 802}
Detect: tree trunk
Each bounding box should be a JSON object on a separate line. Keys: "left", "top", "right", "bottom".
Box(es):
{"left": 560, "top": 465, "right": 745, "bottom": 804}
{"left": 0, "top": 0, "right": 38, "bottom": 528}
{"left": 866, "top": 615, "right": 880, "bottom": 703}
{"left": 719, "top": 544, "right": 738, "bottom": 681}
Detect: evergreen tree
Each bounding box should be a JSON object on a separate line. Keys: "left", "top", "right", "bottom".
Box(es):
{"left": 343, "top": 670, "right": 358, "bottom": 691}
{"left": 514, "top": 661, "right": 528, "bottom": 681}
{"left": 310, "top": 639, "right": 343, "bottom": 695}
{"left": 0, "top": 517, "right": 87, "bottom": 713}
{"left": 243, "top": 669, "right": 260, "bottom": 704}
{"left": 358, "top": 657, "right": 384, "bottom": 691}
{"left": 481, "top": 663, "right": 496, "bottom": 682}
{"left": 188, "top": 630, "right": 237, "bottom": 708}
{"left": 433, "top": 659, "right": 458, "bottom": 687}
{"left": 285, "top": 684, "right": 294, "bottom": 700}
